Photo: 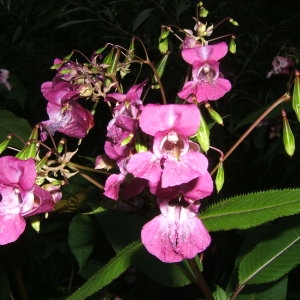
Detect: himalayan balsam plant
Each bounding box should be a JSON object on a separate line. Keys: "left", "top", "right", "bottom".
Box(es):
{"left": 1, "top": 2, "right": 300, "bottom": 299}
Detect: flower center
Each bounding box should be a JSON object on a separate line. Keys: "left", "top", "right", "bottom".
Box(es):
{"left": 196, "top": 64, "right": 216, "bottom": 83}
{"left": 161, "top": 131, "right": 184, "bottom": 160}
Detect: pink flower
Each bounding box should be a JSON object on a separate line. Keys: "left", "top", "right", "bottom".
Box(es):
{"left": 0, "top": 156, "right": 56, "bottom": 245}
{"left": 141, "top": 199, "right": 211, "bottom": 263}
{"left": 41, "top": 81, "right": 94, "bottom": 139}
{"left": 267, "top": 56, "right": 294, "bottom": 78}
{"left": 178, "top": 42, "right": 231, "bottom": 102}
{"left": 0, "top": 69, "right": 12, "bottom": 91}
{"left": 127, "top": 104, "right": 209, "bottom": 188}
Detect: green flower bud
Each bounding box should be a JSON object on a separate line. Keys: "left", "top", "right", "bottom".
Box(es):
{"left": 292, "top": 70, "right": 300, "bottom": 122}
{"left": 215, "top": 162, "right": 225, "bottom": 193}
{"left": 282, "top": 109, "right": 295, "bottom": 156}
{"left": 195, "top": 111, "right": 210, "bottom": 153}
{"left": 152, "top": 53, "right": 169, "bottom": 88}
{"left": 229, "top": 18, "right": 239, "bottom": 26}
{"left": 205, "top": 103, "right": 223, "bottom": 125}
{"left": 158, "top": 27, "right": 170, "bottom": 54}
{"left": 229, "top": 36, "right": 237, "bottom": 54}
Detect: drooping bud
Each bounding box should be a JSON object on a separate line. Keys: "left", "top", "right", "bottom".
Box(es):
{"left": 205, "top": 103, "right": 223, "bottom": 125}
{"left": 229, "top": 18, "right": 239, "bottom": 26}
{"left": 215, "top": 161, "right": 225, "bottom": 193}
{"left": 229, "top": 36, "right": 237, "bottom": 54}
{"left": 195, "top": 110, "right": 210, "bottom": 153}
{"left": 57, "top": 139, "right": 65, "bottom": 154}
{"left": 292, "top": 70, "right": 300, "bottom": 122}
{"left": 282, "top": 109, "right": 295, "bottom": 157}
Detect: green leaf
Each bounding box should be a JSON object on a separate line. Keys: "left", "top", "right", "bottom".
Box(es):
{"left": 66, "top": 240, "right": 143, "bottom": 300}
{"left": 238, "top": 218, "right": 300, "bottom": 285}
{"left": 0, "top": 109, "right": 32, "bottom": 149}
{"left": 68, "top": 215, "right": 95, "bottom": 272}
{"left": 236, "top": 276, "right": 288, "bottom": 300}
{"left": 200, "top": 189, "right": 300, "bottom": 231}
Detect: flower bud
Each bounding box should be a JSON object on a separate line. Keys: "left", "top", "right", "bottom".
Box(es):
{"left": 195, "top": 111, "right": 210, "bottom": 153}
{"left": 292, "top": 70, "right": 300, "bottom": 122}
{"left": 158, "top": 27, "right": 170, "bottom": 54}
{"left": 152, "top": 53, "right": 169, "bottom": 88}
{"left": 229, "top": 36, "right": 237, "bottom": 54}
{"left": 229, "top": 18, "right": 239, "bottom": 26}
{"left": 215, "top": 161, "right": 225, "bottom": 193}
{"left": 282, "top": 109, "right": 295, "bottom": 156}
{"left": 205, "top": 103, "right": 223, "bottom": 125}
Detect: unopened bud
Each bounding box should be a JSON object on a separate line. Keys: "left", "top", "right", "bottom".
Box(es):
{"left": 292, "top": 70, "right": 300, "bottom": 122}
{"left": 195, "top": 111, "right": 210, "bottom": 153}
{"left": 282, "top": 109, "right": 295, "bottom": 156}
{"left": 205, "top": 103, "right": 223, "bottom": 125}
{"left": 215, "top": 161, "right": 225, "bottom": 193}
{"left": 229, "top": 18, "right": 239, "bottom": 26}
{"left": 158, "top": 27, "right": 170, "bottom": 54}
{"left": 229, "top": 36, "right": 237, "bottom": 54}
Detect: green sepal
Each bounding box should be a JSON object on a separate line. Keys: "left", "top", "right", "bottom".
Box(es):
{"left": 120, "top": 133, "right": 134, "bottom": 146}
{"left": 16, "top": 125, "right": 39, "bottom": 159}
{"left": 0, "top": 135, "right": 12, "bottom": 154}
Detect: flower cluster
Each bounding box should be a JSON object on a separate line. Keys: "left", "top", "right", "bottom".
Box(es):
{"left": 0, "top": 10, "right": 233, "bottom": 264}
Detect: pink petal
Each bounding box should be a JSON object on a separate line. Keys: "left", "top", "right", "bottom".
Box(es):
{"left": 141, "top": 205, "right": 211, "bottom": 263}
{"left": 182, "top": 42, "right": 228, "bottom": 64}
{"left": 139, "top": 104, "right": 200, "bottom": 136}
{"left": 103, "top": 173, "right": 125, "bottom": 200}
{"left": 161, "top": 152, "right": 208, "bottom": 188}
{"left": 127, "top": 152, "right": 162, "bottom": 183}
{"left": 0, "top": 156, "right": 36, "bottom": 191}
{"left": 0, "top": 214, "right": 26, "bottom": 245}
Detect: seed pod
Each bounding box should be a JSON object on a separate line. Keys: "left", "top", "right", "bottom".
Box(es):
{"left": 215, "top": 162, "right": 225, "bottom": 193}
{"left": 292, "top": 70, "right": 300, "bottom": 122}
{"left": 282, "top": 109, "right": 295, "bottom": 157}
{"left": 195, "top": 111, "right": 210, "bottom": 153}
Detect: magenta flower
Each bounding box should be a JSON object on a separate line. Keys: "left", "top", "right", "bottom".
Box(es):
{"left": 127, "top": 104, "right": 209, "bottom": 188}
{"left": 41, "top": 81, "right": 94, "bottom": 139}
{"left": 104, "top": 81, "right": 146, "bottom": 161}
{"left": 141, "top": 199, "right": 211, "bottom": 263}
{"left": 0, "top": 156, "right": 56, "bottom": 245}
{"left": 178, "top": 42, "right": 231, "bottom": 102}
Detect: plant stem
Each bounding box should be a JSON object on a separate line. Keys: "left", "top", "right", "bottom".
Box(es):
{"left": 188, "top": 258, "right": 214, "bottom": 300}
{"left": 211, "top": 93, "right": 290, "bottom": 175}
{"left": 230, "top": 284, "right": 245, "bottom": 300}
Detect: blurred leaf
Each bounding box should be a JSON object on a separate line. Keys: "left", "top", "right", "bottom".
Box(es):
{"left": 200, "top": 189, "right": 300, "bottom": 231}
{"left": 0, "top": 267, "right": 10, "bottom": 300}
{"left": 56, "top": 18, "right": 98, "bottom": 29}
{"left": 68, "top": 215, "right": 95, "bottom": 272}
{"left": 66, "top": 240, "right": 143, "bottom": 300}
{"left": 0, "top": 109, "right": 32, "bottom": 149}
{"left": 132, "top": 7, "right": 155, "bottom": 32}
{"left": 239, "top": 218, "right": 300, "bottom": 285}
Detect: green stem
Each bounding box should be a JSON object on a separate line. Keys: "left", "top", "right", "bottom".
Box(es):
{"left": 211, "top": 93, "right": 290, "bottom": 175}
{"left": 188, "top": 258, "right": 214, "bottom": 300}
